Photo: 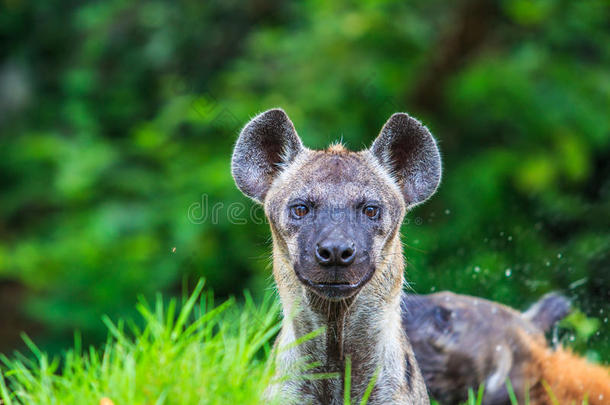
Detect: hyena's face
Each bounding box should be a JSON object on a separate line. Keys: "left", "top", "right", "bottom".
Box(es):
{"left": 232, "top": 109, "right": 441, "bottom": 300}
{"left": 263, "top": 148, "right": 404, "bottom": 300}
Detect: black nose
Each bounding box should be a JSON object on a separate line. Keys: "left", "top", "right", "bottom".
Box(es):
{"left": 315, "top": 241, "right": 356, "bottom": 266}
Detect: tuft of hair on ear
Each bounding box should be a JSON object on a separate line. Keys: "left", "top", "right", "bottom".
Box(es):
{"left": 231, "top": 108, "right": 303, "bottom": 203}
{"left": 370, "top": 113, "right": 442, "bottom": 208}
{"left": 522, "top": 292, "right": 571, "bottom": 332}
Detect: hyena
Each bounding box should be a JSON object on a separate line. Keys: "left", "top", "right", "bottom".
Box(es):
{"left": 403, "top": 292, "right": 610, "bottom": 405}
{"left": 231, "top": 109, "right": 441, "bottom": 404}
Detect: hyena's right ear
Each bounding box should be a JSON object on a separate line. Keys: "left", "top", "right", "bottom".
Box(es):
{"left": 232, "top": 109, "right": 304, "bottom": 203}
{"left": 522, "top": 292, "right": 571, "bottom": 332}
{"left": 370, "top": 113, "right": 441, "bottom": 208}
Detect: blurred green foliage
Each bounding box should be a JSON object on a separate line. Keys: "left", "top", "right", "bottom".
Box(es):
{"left": 0, "top": 0, "right": 608, "bottom": 359}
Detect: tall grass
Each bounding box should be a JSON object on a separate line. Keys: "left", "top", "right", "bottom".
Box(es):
{"left": 0, "top": 283, "right": 586, "bottom": 405}
{"left": 0, "top": 280, "right": 282, "bottom": 405}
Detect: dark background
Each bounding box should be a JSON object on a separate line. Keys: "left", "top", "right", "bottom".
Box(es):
{"left": 1, "top": 0, "right": 608, "bottom": 362}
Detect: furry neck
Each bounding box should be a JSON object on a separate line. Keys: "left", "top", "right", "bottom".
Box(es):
{"left": 294, "top": 285, "right": 403, "bottom": 368}
{"left": 274, "top": 260, "right": 407, "bottom": 404}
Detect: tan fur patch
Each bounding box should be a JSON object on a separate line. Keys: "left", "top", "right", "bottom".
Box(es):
{"left": 522, "top": 332, "right": 610, "bottom": 405}
{"left": 326, "top": 142, "right": 348, "bottom": 154}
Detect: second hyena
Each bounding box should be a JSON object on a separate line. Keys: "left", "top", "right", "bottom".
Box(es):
{"left": 403, "top": 292, "right": 609, "bottom": 405}
{"left": 402, "top": 292, "right": 572, "bottom": 405}
{"left": 232, "top": 109, "right": 441, "bottom": 404}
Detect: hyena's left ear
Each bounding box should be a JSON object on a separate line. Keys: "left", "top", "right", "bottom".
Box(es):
{"left": 232, "top": 108, "right": 304, "bottom": 203}
{"left": 370, "top": 113, "right": 441, "bottom": 207}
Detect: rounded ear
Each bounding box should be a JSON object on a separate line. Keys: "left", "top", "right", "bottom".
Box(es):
{"left": 370, "top": 113, "right": 441, "bottom": 207}
{"left": 522, "top": 292, "right": 571, "bottom": 332}
{"left": 231, "top": 109, "right": 304, "bottom": 203}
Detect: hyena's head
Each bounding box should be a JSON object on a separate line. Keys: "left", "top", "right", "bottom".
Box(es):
{"left": 401, "top": 292, "right": 571, "bottom": 404}
{"left": 232, "top": 109, "right": 441, "bottom": 301}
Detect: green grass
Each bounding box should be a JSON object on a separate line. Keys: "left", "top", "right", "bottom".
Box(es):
{"left": 0, "top": 282, "right": 589, "bottom": 405}
{"left": 0, "top": 280, "right": 283, "bottom": 405}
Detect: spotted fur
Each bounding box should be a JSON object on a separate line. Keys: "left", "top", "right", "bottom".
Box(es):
{"left": 232, "top": 109, "right": 441, "bottom": 404}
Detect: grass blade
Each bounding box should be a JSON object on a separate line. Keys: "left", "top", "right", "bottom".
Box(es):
{"left": 0, "top": 370, "right": 12, "bottom": 405}
{"left": 542, "top": 380, "right": 559, "bottom": 405}
{"left": 475, "top": 383, "right": 485, "bottom": 405}
{"left": 505, "top": 378, "right": 518, "bottom": 405}
{"left": 359, "top": 366, "right": 380, "bottom": 405}
{"left": 171, "top": 279, "right": 205, "bottom": 339}
{"left": 344, "top": 356, "right": 352, "bottom": 405}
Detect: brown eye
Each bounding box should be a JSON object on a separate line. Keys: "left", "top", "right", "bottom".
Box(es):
{"left": 290, "top": 204, "right": 309, "bottom": 219}
{"left": 363, "top": 205, "right": 380, "bottom": 219}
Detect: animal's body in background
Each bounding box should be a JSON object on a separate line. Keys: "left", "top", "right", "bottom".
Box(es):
{"left": 403, "top": 292, "right": 610, "bottom": 405}
{"left": 232, "top": 109, "right": 441, "bottom": 404}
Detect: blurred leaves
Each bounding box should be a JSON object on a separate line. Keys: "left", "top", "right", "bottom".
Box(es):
{"left": 0, "top": 0, "right": 608, "bottom": 359}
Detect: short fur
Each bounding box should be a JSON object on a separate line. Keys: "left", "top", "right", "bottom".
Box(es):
{"left": 403, "top": 292, "right": 608, "bottom": 405}
{"left": 525, "top": 333, "right": 610, "bottom": 405}
{"left": 232, "top": 109, "right": 441, "bottom": 404}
